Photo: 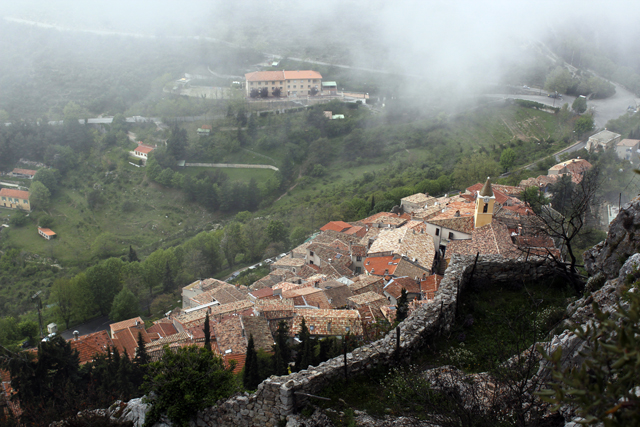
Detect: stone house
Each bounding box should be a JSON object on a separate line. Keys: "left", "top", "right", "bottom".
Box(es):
{"left": 615, "top": 138, "right": 640, "bottom": 161}
{"left": 585, "top": 129, "right": 621, "bottom": 152}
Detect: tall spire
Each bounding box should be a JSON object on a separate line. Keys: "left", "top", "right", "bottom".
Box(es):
{"left": 479, "top": 177, "right": 493, "bottom": 197}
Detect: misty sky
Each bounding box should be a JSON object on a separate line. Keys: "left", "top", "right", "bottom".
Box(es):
{"left": 3, "top": 0, "right": 640, "bottom": 88}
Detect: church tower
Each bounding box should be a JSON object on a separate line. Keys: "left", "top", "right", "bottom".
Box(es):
{"left": 474, "top": 177, "right": 495, "bottom": 228}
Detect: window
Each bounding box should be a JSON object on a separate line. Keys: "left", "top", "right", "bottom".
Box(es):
{"left": 435, "top": 228, "right": 440, "bottom": 236}
{"left": 355, "top": 267, "right": 362, "bottom": 274}
{"left": 310, "top": 251, "right": 314, "bottom": 257}
{"left": 448, "top": 232, "right": 454, "bottom": 239}
{"left": 258, "top": 82, "right": 261, "bottom": 85}
{"left": 483, "top": 203, "right": 488, "bottom": 213}
{"left": 309, "top": 325, "right": 315, "bottom": 331}
{"left": 250, "top": 82, "right": 253, "bottom": 86}
{"left": 356, "top": 256, "right": 362, "bottom": 261}
{"left": 308, "top": 85, "right": 311, "bottom": 88}
{"left": 288, "top": 85, "right": 290, "bottom": 88}
{"left": 293, "top": 85, "right": 296, "bottom": 88}
{"left": 308, "top": 79, "right": 311, "bottom": 82}
{"left": 310, "top": 260, "right": 314, "bottom": 265}
{"left": 327, "top": 322, "right": 331, "bottom": 332}
{"left": 271, "top": 81, "right": 274, "bottom": 84}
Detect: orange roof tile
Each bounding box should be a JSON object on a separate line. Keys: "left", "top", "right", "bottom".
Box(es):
{"left": 11, "top": 168, "right": 37, "bottom": 176}
{"left": 67, "top": 330, "right": 113, "bottom": 364}
{"left": 38, "top": 227, "right": 56, "bottom": 236}
{"left": 364, "top": 255, "right": 398, "bottom": 276}
{"left": 134, "top": 145, "right": 154, "bottom": 154}
{"left": 245, "top": 70, "right": 286, "bottom": 82}
{"left": 110, "top": 316, "right": 145, "bottom": 335}
{"left": 320, "top": 221, "right": 353, "bottom": 233}
{"left": 0, "top": 188, "right": 29, "bottom": 199}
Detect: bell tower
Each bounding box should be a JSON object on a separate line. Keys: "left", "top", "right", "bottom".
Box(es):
{"left": 474, "top": 177, "right": 495, "bottom": 228}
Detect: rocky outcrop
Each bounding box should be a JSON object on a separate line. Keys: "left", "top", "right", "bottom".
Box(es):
{"left": 584, "top": 196, "right": 640, "bottom": 280}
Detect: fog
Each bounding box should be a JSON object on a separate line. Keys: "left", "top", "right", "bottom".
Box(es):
{"left": 3, "top": 0, "right": 640, "bottom": 98}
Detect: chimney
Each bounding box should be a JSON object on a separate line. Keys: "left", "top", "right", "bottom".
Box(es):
{"left": 73, "top": 330, "right": 79, "bottom": 341}
{"left": 454, "top": 210, "right": 460, "bottom": 217}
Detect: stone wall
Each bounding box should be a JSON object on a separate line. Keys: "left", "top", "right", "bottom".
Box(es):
{"left": 189, "top": 255, "right": 557, "bottom": 427}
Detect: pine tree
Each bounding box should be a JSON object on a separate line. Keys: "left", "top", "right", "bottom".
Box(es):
{"left": 243, "top": 334, "right": 260, "bottom": 389}
{"left": 203, "top": 312, "right": 211, "bottom": 353}
{"left": 396, "top": 288, "right": 409, "bottom": 323}
{"left": 128, "top": 245, "right": 140, "bottom": 262}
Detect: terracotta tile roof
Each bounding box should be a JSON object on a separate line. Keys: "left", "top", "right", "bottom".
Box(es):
{"left": 343, "top": 226, "right": 366, "bottom": 237}
{"left": 380, "top": 306, "right": 397, "bottom": 323}
{"left": 0, "top": 188, "right": 29, "bottom": 199}
{"left": 146, "top": 322, "right": 178, "bottom": 341}
{"left": 348, "top": 274, "right": 384, "bottom": 295}
{"left": 38, "top": 227, "right": 56, "bottom": 236}
{"left": 349, "top": 244, "right": 367, "bottom": 257}
{"left": 367, "top": 224, "right": 435, "bottom": 270}
{"left": 249, "top": 269, "right": 296, "bottom": 291}
{"left": 112, "top": 324, "right": 151, "bottom": 359}
{"left": 360, "top": 212, "right": 408, "bottom": 228}
{"left": 421, "top": 274, "right": 443, "bottom": 299}
{"left": 384, "top": 277, "right": 422, "bottom": 300}
{"left": 408, "top": 205, "right": 445, "bottom": 221}
{"left": 393, "top": 257, "right": 431, "bottom": 278}
{"left": 183, "top": 278, "right": 229, "bottom": 292}
{"left": 283, "top": 287, "right": 332, "bottom": 309}
{"left": 347, "top": 291, "right": 387, "bottom": 308}
{"left": 174, "top": 300, "right": 255, "bottom": 328}
{"left": 191, "top": 283, "right": 247, "bottom": 306}
{"left": 291, "top": 309, "right": 362, "bottom": 337}
{"left": 284, "top": 70, "right": 323, "bottom": 80}
{"left": 401, "top": 193, "right": 437, "bottom": 206}
{"left": 291, "top": 240, "right": 314, "bottom": 258}
{"left": 273, "top": 281, "right": 312, "bottom": 292}
{"left": 242, "top": 315, "right": 274, "bottom": 352}
{"left": 465, "top": 183, "right": 510, "bottom": 204}
{"left": 11, "top": 168, "right": 36, "bottom": 176}
{"left": 428, "top": 216, "right": 475, "bottom": 234}
{"left": 110, "top": 316, "right": 145, "bottom": 335}
{"left": 134, "top": 145, "right": 154, "bottom": 154}
{"left": 213, "top": 316, "right": 247, "bottom": 356}
{"left": 248, "top": 287, "right": 274, "bottom": 300}
{"left": 222, "top": 353, "right": 246, "bottom": 374}
{"left": 67, "top": 330, "right": 113, "bottom": 364}
{"left": 271, "top": 256, "right": 306, "bottom": 269}
{"left": 548, "top": 158, "right": 592, "bottom": 174}
{"left": 245, "top": 70, "right": 322, "bottom": 82}
{"left": 312, "top": 229, "right": 362, "bottom": 246}
{"left": 519, "top": 174, "right": 559, "bottom": 189}
{"left": 445, "top": 221, "right": 522, "bottom": 259}
{"left": 256, "top": 299, "right": 295, "bottom": 320}
{"left": 245, "top": 70, "right": 286, "bottom": 82}
{"left": 364, "top": 255, "right": 398, "bottom": 276}
{"left": 321, "top": 284, "right": 354, "bottom": 309}
{"left": 320, "top": 221, "right": 353, "bottom": 233}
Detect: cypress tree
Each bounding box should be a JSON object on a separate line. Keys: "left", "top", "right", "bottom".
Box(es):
{"left": 272, "top": 321, "right": 291, "bottom": 375}
{"left": 295, "top": 318, "right": 312, "bottom": 371}
{"left": 128, "top": 245, "right": 140, "bottom": 262}
{"left": 203, "top": 312, "right": 211, "bottom": 353}
{"left": 162, "top": 261, "right": 175, "bottom": 293}
{"left": 396, "top": 288, "right": 409, "bottom": 323}
{"left": 243, "top": 334, "right": 260, "bottom": 389}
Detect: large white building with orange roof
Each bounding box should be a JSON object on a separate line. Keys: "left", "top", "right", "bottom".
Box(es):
{"left": 244, "top": 70, "right": 322, "bottom": 98}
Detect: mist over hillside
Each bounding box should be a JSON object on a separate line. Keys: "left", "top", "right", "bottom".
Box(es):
{"left": 3, "top": 0, "right": 640, "bottom": 99}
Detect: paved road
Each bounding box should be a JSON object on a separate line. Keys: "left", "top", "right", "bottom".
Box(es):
{"left": 59, "top": 315, "right": 111, "bottom": 339}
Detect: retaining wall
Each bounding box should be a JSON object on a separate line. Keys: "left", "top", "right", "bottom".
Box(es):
{"left": 192, "top": 255, "right": 557, "bottom": 427}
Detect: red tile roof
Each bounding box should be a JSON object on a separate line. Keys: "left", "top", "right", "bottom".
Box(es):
{"left": 146, "top": 322, "right": 178, "bottom": 341}
{"left": 38, "top": 227, "right": 56, "bottom": 236}
{"left": 320, "top": 221, "right": 353, "bottom": 233}
{"left": 67, "top": 330, "right": 113, "bottom": 364}
{"left": 112, "top": 325, "right": 151, "bottom": 359}
{"left": 134, "top": 145, "right": 155, "bottom": 154}
{"left": 364, "top": 255, "right": 398, "bottom": 276}
{"left": 0, "top": 188, "right": 29, "bottom": 199}
{"left": 11, "top": 168, "right": 37, "bottom": 176}
{"left": 245, "top": 70, "right": 322, "bottom": 82}
{"left": 110, "top": 317, "right": 145, "bottom": 335}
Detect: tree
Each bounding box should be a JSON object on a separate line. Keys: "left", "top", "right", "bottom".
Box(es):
{"left": 575, "top": 115, "right": 595, "bottom": 136}
{"left": 243, "top": 334, "right": 260, "bottom": 390}
{"left": 50, "top": 278, "right": 74, "bottom": 330}
{"left": 267, "top": 220, "right": 288, "bottom": 245}
{"left": 128, "top": 245, "right": 140, "bottom": 263}
{"left": 572, "top": 96, "right": 588, "bottom": 114}
{"left": 544, "top": 67, "right": 572, "bottom": 94}
{"left": 203, "top": 312, "right": 211, "bottom": 353}
{"left": 259, "top": 87, "right": 269, "bottom": 98}
{"left": 310, "top": 87, "right": 319, "bottom": 96}
{"left": 500, "top": 148, "right": 517, "bottom": 172}
{"left": 33, "top": 168, "right": 60, "bottom": 194}
{"left": 29, "top": 181, "right": 51, "bottom": 210}
{"left": 272, "top": 321, "right": 291, "bottom": 376}
{"left": 143, "top": 345, "right": 238, "bottom": 427}
{"left": 85, "top": 258, "right": 124, "bottom": 316}
{"left": 161, "top": 261, "right": 175, "bottom": 293}
{"left": 452, "top": 153, "right": 500, "bottom": 188}
{"left": 249, "top": 88, "right": 259, "bottom": 98}
{"left": 166, "top": 125, "right": 187, "bottom": 159}
{"left": 109, "top": 286, "right": 139, "bottom": 322}
{"left": 272, "top": 87, "right": 281, "bottom": 97}
{"left": 295, "top": 318, "right": 313, "bottom": 371}
{"left": 396, "top": 288, "right": 409, "bottom": 323}
{"left": 539, "top": 289, "right": 640, "bottom": 426}
{"left": 524, "top": 168, "right": 600, "bottom": 287}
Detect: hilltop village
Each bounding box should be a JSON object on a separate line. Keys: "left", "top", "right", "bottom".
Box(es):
{"left": 9, "top": 155, "right": 593, "bottom": 376}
